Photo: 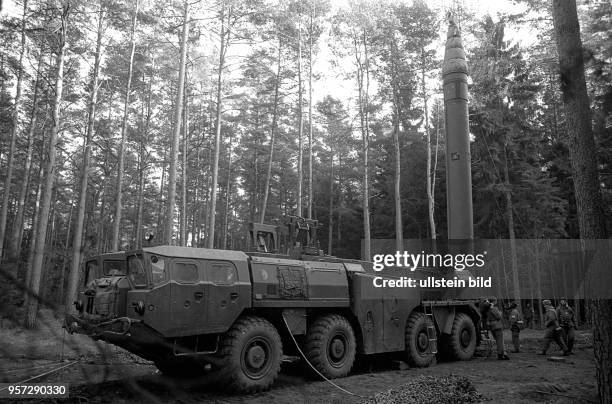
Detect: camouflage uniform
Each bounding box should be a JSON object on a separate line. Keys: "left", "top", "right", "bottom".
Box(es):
{"left": 487, "top": 301, "right": 509, "bottom": 360}
{"left": 509, "top": 304, "right": 522, "bottom": 353}
{"left": 539, "top": 300, "right": 568, "bottom": 356}
{"left": 556, "top": 302, "right": 576, "bottom": 353}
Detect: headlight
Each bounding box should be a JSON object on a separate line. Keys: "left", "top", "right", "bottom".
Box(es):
{"left": 132, "top": 301, "right": 145, "bottom": 315}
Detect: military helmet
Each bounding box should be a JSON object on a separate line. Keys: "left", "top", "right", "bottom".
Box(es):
{"left": 542, "top": 299, "right": 552, "bottom": 307}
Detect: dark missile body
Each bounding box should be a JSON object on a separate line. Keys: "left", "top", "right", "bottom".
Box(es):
{"left": 443, "top": 20, "right": 474, "bottom": 240}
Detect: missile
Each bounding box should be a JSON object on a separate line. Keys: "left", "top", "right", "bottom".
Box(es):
{"left": 443, "top": 18, "right": 474, "bottom": 240}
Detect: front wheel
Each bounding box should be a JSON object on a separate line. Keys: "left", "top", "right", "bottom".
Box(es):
{"left": 218, "top": 316, "right": 282, "bottom": 393}
{"left": 305, "top": 314, "right": 356, "bottom": 379}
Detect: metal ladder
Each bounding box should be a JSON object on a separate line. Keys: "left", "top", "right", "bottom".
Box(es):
{"left": 424, "top": 303, "right": 438, "bottom": 354}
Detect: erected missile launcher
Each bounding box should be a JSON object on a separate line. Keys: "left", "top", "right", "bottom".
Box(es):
{"left": 66, "top": 216, "right": 482, "bottom": 393}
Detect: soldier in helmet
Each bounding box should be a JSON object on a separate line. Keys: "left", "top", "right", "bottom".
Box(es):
{"left": 508, "top": 301, "right": 523, "bottom": 353}
{"left": 486, "top": 297, "right": 510, "bottom": 360}
{"left": 556, "top": 299, "right": 576, "bottom": 354}
{"left": 538, "top": 300, "right": 569, "bottom": 356}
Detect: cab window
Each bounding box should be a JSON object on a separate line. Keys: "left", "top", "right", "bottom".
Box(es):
{"left": 173, "top": 262, "right": 199, "bottom": 283}
{"left": 209, "top": 262, "right": 237, "bottom": 285}
{"left": 103, "top": 260, "right": 126, "bottom": 276}
{"left": 128, "top": 254, "right": 147, "bottom": 287}
{"left": 150, "top": 255, "right": 167, "bottom": 285}
{"left": 84, "top": 260, "right": 98, "bottom": 286}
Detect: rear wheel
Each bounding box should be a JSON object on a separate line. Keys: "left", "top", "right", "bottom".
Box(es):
{"left": 305, "top": 314, "right": 356, "bottom": 379}
{"left": 405, "top": 312, "right": 435, "bottom": 368}
{"left": 217, "top": 316, "right": 282, "bottom": 393}
{"left": 449, "top": 313, "right": 476, "bottom": 360}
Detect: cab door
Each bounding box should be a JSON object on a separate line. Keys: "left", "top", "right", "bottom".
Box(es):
{"left": 205, "top": 260, "right": 241, "bottom": 333}
{"left": 169, "top": 259, "right": 206, "bottom": 336}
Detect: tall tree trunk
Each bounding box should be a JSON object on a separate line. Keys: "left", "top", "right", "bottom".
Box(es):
{"left": 58, "top": 200, "right": 73, "bottom": 308}
{"left": 222, "top": 137, "right": 232, "bottom": 248}
{"left": 307, "top": 9, "right": 314, "bottom": 220}
{"left": 66, "top": 4, "right": 105, "bottom": 311}
{"left": 112, "top": 0, "right": 139, "bottom": 251}
{"left": 503, "top": 143, "right": 521, "bottom": 303}
{"left": 23, "top": 161, "right": 43, "bottom": 302}
{"left": 11, "top": 50, "right": 44, "bottom": 260}
{"left": 260, "top": 38, "right": 282, "bottom": 224}
{"left": 296, "top": 24, "right": 303, "bottom": 217}
{"left": 423, "top": 50, "right": 435, "bottom": 240}
{"left": 180, "top": 79, "right": 189, "bottom": 246}
{"left": 328, "top": 147, "right": 334, "bottom": 255}
{"left": 135, "top": 63, "right": 153, "bottom": 249}
{"left": 552, "top": 1, "right": 610, "bottom": 401}
{"left": 357, "top": 29, "right": 371, "bottom": 261}
{"left": 26, "top": 3, "right": 69, "bottom": 328}
{"left": 0, "top": 0, "right": 28, "bottom": 261}
{"left": 208, "top": 5, "right": 228, "bottom": 248}
{"left": 165, "top": 0, "right": 189, "bottom": 244}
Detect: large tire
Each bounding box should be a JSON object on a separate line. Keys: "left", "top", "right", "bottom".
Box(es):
{"left": 218, "top": 316, "right": 282, "bottom": 393}
{"left": 449, "top": 312, "right": 476, "bottom": 360}
{"left": 305, "top": 314, "right": 356, "bottom": 379}
{"left": 405, "top": 312, "right": 435, "bottom": 368}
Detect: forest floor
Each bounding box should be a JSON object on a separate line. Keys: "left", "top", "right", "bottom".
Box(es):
{"left": 0, "top": 310, "right": 598, "bottom": 404}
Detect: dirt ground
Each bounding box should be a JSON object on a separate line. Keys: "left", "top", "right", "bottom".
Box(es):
{"left": 0, "top": 313, "right": 598, "bottom": 403}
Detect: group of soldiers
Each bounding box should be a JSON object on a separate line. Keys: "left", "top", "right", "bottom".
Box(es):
{"left": 482, "top": 297, "right": 577, "bottom": 360}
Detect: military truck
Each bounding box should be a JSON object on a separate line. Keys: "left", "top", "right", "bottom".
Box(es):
{"left": 65, "top": 217, "right": 482, "bottom": 393}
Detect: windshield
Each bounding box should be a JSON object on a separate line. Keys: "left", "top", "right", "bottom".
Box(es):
{"left": 84, "top": 260, "right": 98, "bottom": 286}
{"left": 127, "top": 254, "right": 147, "bottom": 287}
{"left": 103, "top": 260, "right": 127, "bottom": 276}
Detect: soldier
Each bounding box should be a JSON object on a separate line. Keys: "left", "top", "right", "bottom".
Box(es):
{"left": 486, "top": 297, "right": 510, "bottom": 360}
{"left": 508, "top": 301, "right": 523, "bottom": 353}
{"left": 538, "top": 300, "right": 569, "bottom": 356}
{"left": 556, "top": 299, "right": 576, "bottom": 354}
{"left": 524, "top": 302, "right": 534, "bottom": 329}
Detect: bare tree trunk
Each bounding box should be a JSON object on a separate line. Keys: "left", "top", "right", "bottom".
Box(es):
{"left": 552, "top": 1, "right": 610, "bottom": 400}
{"left": 135, "top": 63, "right": 153, "bottom": 249}
{"left": 260, "top": 38, "right": 282, "bottom": 224}
{"left": 26, "top": 3, "right": 69, "bottom": 328}
{"left": 503, "top": 143, "right": 521, "bottom": 303}
{"left": 222, "top": 137, "right": 232, "bottom": 248}
{"left": 11, "top": 50, "right": 44, "bottom": 260}
{"left": 328, "top": 148, "right": 334, "bottom": 255}
{"left": 58, "top": 200, "right": 73, "bottom": 308}
{"left": 296, "top": 24, "right": 303, "bottom": 217}
{"left": 180, "top": 79, "right": 189, "bottom": 246}
{"left": 360, "top": 29, "right": 371, "bottom": 260}
{"left": 0, "top": 0, "right": 28, "bottom": 261}
{"left": 23, "top": 163, "right": 43, "bottom": 302}
{"left": 66, "top": 4, "right": 105, "bottom": 311}
{"left": 208, "top": 5, "right": 228, "bottom": 248}
{"left": 112, "top": 0, "right": 139, "bottom": 251}
{"left": 165, "top": 0, "right": 189, "bottom": 245}
{"left": 307, "top": 9, "right": 314, "bottom": 220}
{"left": 423, "top": 50, "right": 435, "bottom": 240}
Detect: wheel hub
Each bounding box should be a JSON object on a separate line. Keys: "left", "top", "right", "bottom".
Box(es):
{"left": 417, "top": 331, "right": 429, "bottom": 351}
{"left": 330, "top": 338, "right": 346, "bottom": 360}
{"left": 246, "top": 345, "right": 266, "bottom": 369}
{"left": 460, "top": 329, "right": 471, "bottom": 347}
